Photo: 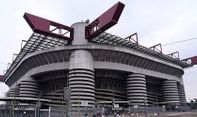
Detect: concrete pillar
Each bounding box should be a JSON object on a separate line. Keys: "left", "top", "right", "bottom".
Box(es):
{"left": 7, "top": 88, "right": 18, "bottom": 97}
{"left": 68, "top": 22, "right": 95, "bottom": 107}
{"left": 7, "top": 84, "right": 19, "bottom": 97}
{"left": 162, "top": 80, "right": 179, "bottom": 104}
{"left": 178, "top": 77, "right": 186, "bottom": 104}
{"left": 126, "top": 73, "right": 147, "bottom": 106}
{"left": 71, "top": 22, "right": 88, "bottom": 45}
{"left": 19, "top": 77, "right": 40, "bottom": 98}
{"left": 178, "top": 83, "right": 187, "bottom": 104}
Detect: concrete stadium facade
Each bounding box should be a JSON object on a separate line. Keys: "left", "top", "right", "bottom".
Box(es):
{"left": 4, "top": 22, "right": 189, "bottom": 110}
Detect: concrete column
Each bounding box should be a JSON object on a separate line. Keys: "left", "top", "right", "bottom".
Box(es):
{"left": 71, "top": 22, "right": 88, "bottom": 45}
{"left": 7, "top": 84, "right": 20, "bottom": 97}
{"left": 7, "top": 87, "right": 19, "bottom": 97}
{"left": 68, "top": 22, "right": 95, "bottom": 107}
{"left": 178, "top": 83, "right": 187, "bottom": 104}
{"left": 126, "top": 73, "right": 147, "bottom": 106}
{"left": 178, "top": 77, "right": 186, "bottom": 104}
{"left": 162, "top": 80, "right": 179, "bottom": 104}
{"left": 19, "top": 77, "right": 40, "bottom": 98}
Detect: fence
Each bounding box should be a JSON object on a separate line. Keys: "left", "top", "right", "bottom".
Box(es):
{"left": 0, "top": 104, "right": 191, "bottom": 117}
{"left": 0, "top": 109, "right": 48, "bottom": 117}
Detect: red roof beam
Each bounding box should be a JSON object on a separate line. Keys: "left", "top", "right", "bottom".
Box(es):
{"left": 85, "top": 2, "right": 125, "bottom": 40}
{"left": 24, "top": 13, "right": 73, "bottom": 44}
{"left": 0, "top": 75, "right": 4, "bottom": 82}
{"left": 182, "top": 56, "right": 197, "bottom": 65}
{"left": 191, "top": 56, "right": 197, "bottom": 65}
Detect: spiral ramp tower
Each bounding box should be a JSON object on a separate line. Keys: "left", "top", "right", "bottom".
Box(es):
{"left": 19, "top": 79, "right": 40, "bottom": 98}
{"left": 178, "top": 83, "right": 187, "bottom": 104}
{"left": 162, "top": 80, "right": 180, "bottom": 104}
{"left": 126, "top": 73, "right": 147, "bottom": 106}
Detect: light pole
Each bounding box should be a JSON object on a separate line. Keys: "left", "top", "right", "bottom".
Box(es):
{"left": 23, "top": 111, "right": 26, "bottom": 117}
{"left": 35, "top": 101, "right": 41, "bottom": 117}
{"left": 64, "top": 87, "right": 71, "bottom": 117}
{"left": 144, "top": 96, "right": 147, "bottom": 117}
{"left": 156, "top": 94, "right": 159, "bottom": 116}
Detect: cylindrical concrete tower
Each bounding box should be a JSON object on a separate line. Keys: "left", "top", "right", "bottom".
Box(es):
{"left": 7, "top": 87, "right": 19, "bottom": 97}
{"left": 19, "top": 77, "right": 40, "bottom": 98}
{"left": 126, "top": 73, "right": 147, "bottom": 106}
{"left": 178, "top": 77, "right": 187, "bottom": 104}
{"left": 162, "top": 80, "right": 179, "bottom": 104}
{"left": 69, "top": 22, "right": 95, "bottom": 107}
{"left": 178, "top": 84, "right": 186, "bottom": 104}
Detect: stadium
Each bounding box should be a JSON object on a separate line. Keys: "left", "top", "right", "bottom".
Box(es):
{"left": 1, "top": 2, "right": 197, "bottom": 116}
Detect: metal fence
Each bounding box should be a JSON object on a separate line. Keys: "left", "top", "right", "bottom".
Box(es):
{"left": 0, "top": 105, "right": 191, "bottom": 117}
{"left": 0, "top": 109, "right": 48, "bottom": 117}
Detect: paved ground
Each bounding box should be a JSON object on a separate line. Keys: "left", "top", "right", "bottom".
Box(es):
{"left": 126, "top": 111, "right": 197, "bottom": 117}
{"left": 158, "top": 111, "right": 197, "bottom": 117}
{"left": 105, "top": 111, "right": 197, "bottom": 117}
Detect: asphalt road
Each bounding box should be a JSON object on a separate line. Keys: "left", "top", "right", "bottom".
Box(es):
{"left": 158, "top": 111, "right": 197, "bottom": 117}
{"left": 106, "top": 111, "right": 197, "bottom": 117}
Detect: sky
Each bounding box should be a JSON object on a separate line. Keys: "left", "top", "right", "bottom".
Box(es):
{"left": 0, "top": 0, "right": 197, "bottom": 101}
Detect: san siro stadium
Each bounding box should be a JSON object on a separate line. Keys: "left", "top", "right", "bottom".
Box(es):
{"left": 2, "top": 2, "right": 196, "bottom": 116}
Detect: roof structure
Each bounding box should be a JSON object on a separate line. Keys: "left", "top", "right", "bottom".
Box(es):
{"left": 4, "top": 31, "right": 192, "bottom": 81}
{"left": 4, "top": 32, "right": 68, "bottom": 80}
{"left": 90, "top": 32, "right": 191, "bottom": 68}
{"left": 3, "top": 2, "right": 194, "bottom": 82}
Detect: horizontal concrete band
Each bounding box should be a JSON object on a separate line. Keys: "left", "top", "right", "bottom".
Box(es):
{"left": 5, "top": 45, "right": 184, "bottom": 86}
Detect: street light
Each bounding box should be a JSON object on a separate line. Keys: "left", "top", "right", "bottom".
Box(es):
{"left": 23, "top": 111, "right": 26, "bottom": 117}
{"left": 144, "top": 96, "right": 147, "bottom": 117}
{"left": 155, "top": 93, "right": 160, "bottom": 116}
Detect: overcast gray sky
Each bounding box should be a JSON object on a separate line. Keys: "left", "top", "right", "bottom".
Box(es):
{"left": 0, "top": 0, "right": 197, "bottom": 101}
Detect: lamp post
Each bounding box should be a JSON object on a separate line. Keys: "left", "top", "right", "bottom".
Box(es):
{"left": 144, "top": 97, "right": 147, "bottom": 117}
{"left": 23, "top": 111, "right": 26, "bottom": 117}
{"left": 35, "top": 101, "right": 41, "bottom": 117}
{"left": 156, "top": 94, "right": 159, "bottom": 116}
{"left": 64, "top": 87, "right": 71, "bottom": 117}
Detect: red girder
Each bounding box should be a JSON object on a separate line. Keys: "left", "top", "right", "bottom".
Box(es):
{"left": 85, "top": 2, "right": 125, "bottom": 40}
{"left": 191, "top": 56, "right": 197, "bottom": 65}
{"left": 24, "top": 13, "right": 73, "bottom": 43}
{"left": 182, "top": 56, "right": 197, "bottom": 65}
{"left": 0, "top": 75, "right": 4, "bottom": 82}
